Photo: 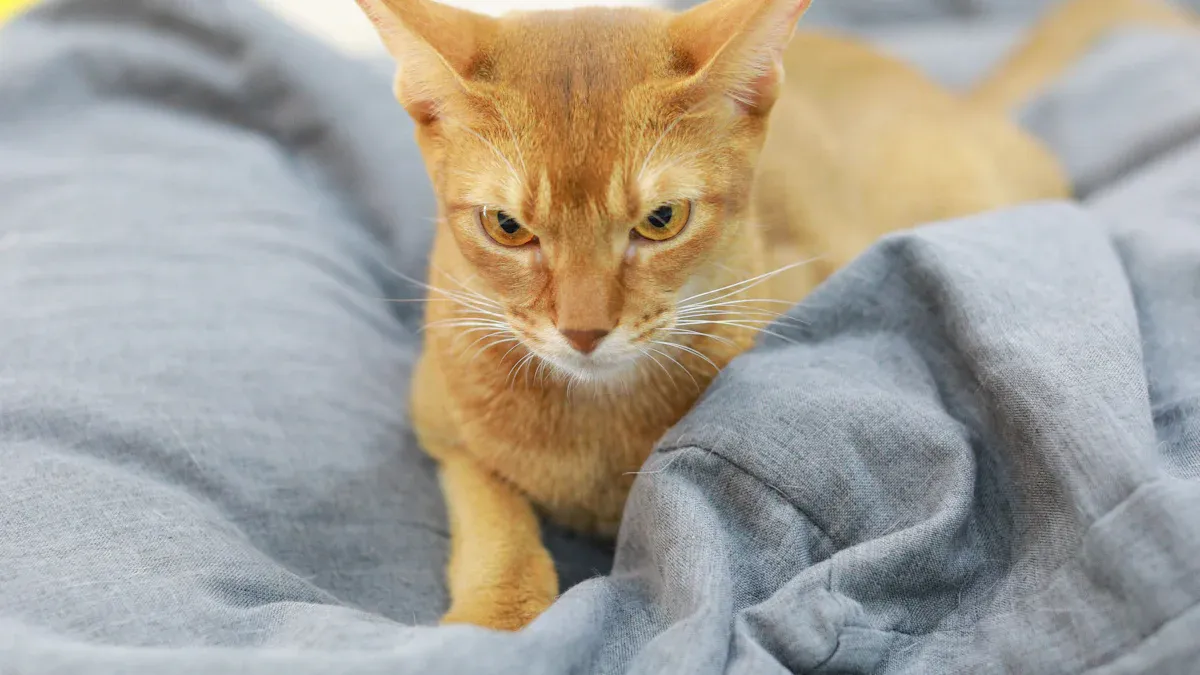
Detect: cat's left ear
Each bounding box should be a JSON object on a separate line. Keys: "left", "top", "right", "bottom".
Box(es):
{"left": 669, "top": 0, "right": 811, "bottom": 114}
{"left": 354, "top": 0, "right": 495, "bottom": 123}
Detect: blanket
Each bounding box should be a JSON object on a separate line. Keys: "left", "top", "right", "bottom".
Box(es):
{"left": 1, "top": 0, "right": 1198, "bottom": 673}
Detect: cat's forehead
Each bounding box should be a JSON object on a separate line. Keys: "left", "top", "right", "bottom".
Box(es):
{"left": 484, "top": 9, "right": 680, "bottom": 89}
{"left": 469, "top": 9, "right": 690, "bottom": 221}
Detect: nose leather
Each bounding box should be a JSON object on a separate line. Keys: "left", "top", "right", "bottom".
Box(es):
{"left": 560, "top": 329, "right": 609, "bottom": 355}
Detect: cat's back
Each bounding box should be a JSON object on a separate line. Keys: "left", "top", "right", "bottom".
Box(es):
{"left": 754, "top": 30, "right": 1068, "bottom": 297}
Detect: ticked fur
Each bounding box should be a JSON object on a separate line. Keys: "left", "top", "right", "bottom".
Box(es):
{"left": 355, "top": 0, "right": 1198, "bottom": 631}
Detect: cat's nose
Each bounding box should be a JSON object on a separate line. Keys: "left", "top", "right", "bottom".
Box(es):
{"left": 560, "top": 329, "right": 609, "bottom": 355}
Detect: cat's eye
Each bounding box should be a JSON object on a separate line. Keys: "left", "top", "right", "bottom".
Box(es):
{"left": 633, "top": 201, "right": 692, "bottom": 242}
{"left": 479, "top": 207, "right": 535, "bottom": 247}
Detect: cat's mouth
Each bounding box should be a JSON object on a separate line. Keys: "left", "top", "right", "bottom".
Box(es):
{"left": 522, "top": 327, "right": 646, "bottom": 383}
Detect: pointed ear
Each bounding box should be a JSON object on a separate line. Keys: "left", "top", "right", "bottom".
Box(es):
{"left": 669, "top": 0, "right": 811, "bottom": 114}
{"left": 354, "top": 0, "right": 496, "bottom": 123}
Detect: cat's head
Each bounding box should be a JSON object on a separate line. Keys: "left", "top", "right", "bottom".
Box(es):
{"left": 358, "top": 0, "right": 809, "bottom": 382}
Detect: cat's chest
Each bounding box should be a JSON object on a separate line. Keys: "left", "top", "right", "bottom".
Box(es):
{"left": 475, "top": 387, "right": 675, "bottom": 472}
{"left": 463, "top": 384, "right": 691, "bottom": 532}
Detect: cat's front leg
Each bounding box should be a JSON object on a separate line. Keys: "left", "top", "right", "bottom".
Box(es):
{"left": 436, "top": 452, "right": 558, "bottom": 631}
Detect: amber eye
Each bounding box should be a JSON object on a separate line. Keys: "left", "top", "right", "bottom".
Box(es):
{"left": 479, "top": 208, "right": 535, "bottom": 247}
{"left": 633, "top": 201, "right": 691, "bottom": 242}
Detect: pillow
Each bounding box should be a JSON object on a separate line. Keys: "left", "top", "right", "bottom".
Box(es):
{"left": 0, "top": 0, "right": 449, "bottom": 642}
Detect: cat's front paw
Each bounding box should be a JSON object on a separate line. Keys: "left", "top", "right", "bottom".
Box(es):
{"left": 440, "top": 593, "right": 553, "bottom": 631}
{"left": 440, "top": 550, "right": 558, "bottom": 631}
{"left": 440, "top": 575, "right": 557, "bottom": 631}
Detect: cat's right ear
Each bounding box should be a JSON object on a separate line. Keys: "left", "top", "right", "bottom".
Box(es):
{"left": 354, "top": 0, "right": 496, "bottom": 124}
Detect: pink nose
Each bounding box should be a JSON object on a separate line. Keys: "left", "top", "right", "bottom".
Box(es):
{"left": 560, "top": 329, "right": 609, "bottom": 354}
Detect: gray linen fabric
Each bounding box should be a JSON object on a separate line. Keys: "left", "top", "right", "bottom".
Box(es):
{"left": 2, "top": 0, "right": 1199, "bottom": 673}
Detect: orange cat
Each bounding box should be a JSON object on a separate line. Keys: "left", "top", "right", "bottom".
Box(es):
{"left": 354, "top": 0, "right": 1197, "bottom": 631}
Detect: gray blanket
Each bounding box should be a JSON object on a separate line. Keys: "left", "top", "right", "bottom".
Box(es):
{"left": 1, "top": 0, "right": 1198, "bottom": 673}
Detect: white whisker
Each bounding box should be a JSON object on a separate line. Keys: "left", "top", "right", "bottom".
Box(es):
{"left": 469, "top": 337, "right": 521, "bottom": 362}
{"left": 666, "top": 328, "right": 739, "bottom": 348}
{"left": 637, "top": 347, "right": 674, "bottom": 382}
{"left": 384, "top": 265, "right": 502, "bottom": 309}
{"left": 449, "top": 306, "right": 510, "bottom": 321}
{"left": 676, "top": 319, "right": 799, "bottom": 345}
{"left": 462, "top": 330, "right": 516, "bottom": 358}
{"left": 448, "top": 119, "right": 525, "bottom": 197}
{"left": 421, "top": 319, "right": 509, "bottom": 332}
{"left": 507, "top": 352, "right": 538, "bottom": 389}
{"left": 637, "top": 100, "right": 706, "bottom": 183}
{"left": 494, "top": 105, "right": 528, "bottom": 174}
{"left": 678, "top": 258, "right": 819, "bottom": 307}
{"left": 535, "top": 358, "right": 551, "bottom": 385}
{"left": 499, "top": 341, "right": 525, "bottom": 362}
{"left": 432, "top": 265, "right": 498, "bottom": 305}
{"left": 646, "top": 346, "right": 698, "bottom": 390}
{"left": 651, "top": 340, "right": 719, "bottom": 374}
{"left": 677, "top": 306, "right": 796, "bottom": 321}
{"left": 679, "top": 297, "right": 798, "bottom": 312}
{"left": 676, "top": 310, "right": 809, "bottom": 330}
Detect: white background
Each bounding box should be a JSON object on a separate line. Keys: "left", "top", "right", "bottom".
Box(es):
{"left": 258, "top": 0, "right": 664, "bottom": 54}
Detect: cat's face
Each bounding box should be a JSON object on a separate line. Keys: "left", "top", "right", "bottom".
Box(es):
{"left": 358, "top": 0, "right": 809, "bottom": 381}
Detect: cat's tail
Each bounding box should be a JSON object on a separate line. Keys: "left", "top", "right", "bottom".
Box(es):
{"left": 967, "top": 0, "right": 1198, "bottom": 114}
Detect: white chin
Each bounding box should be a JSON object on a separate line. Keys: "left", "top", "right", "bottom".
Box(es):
{"left": 539, "top": 349, "right": 639, "bottom": 383}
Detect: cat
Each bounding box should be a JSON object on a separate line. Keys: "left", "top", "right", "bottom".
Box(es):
{"left": 353, "top": 0, "right": 1197, "bottom": 631}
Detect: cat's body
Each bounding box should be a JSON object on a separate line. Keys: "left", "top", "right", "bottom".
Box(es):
{"left": 356, "top": 0, "right": 1197, "bottom": 631}
{"left": 756, "top": 32, "right": 1071, "bottom": 292}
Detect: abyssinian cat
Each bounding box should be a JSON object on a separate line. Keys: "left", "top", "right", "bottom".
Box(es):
{"left": 353, "top": 0, "right": 1197, "bottom": 630}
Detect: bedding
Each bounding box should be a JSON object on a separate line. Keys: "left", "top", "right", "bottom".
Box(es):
{"left": 1, "top": 0, "right": 1198, "bottom": 672}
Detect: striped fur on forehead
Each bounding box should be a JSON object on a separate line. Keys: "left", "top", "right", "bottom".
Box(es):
{"left": 442, "top": 91, "right": 751, "bottom": 234}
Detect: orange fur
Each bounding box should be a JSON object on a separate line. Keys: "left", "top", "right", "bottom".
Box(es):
{"left": 354, "top": 0, "right": 1197, "bottom": 631}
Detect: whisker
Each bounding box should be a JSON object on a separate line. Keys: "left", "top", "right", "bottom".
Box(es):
{"left": 469, "top": 337, "right": 521, "bottom": 362}
{"left": 446, "top": 119, "right": 525, "bottom": 198}
{"left": 421, "top": 319, "right": 509, "bottom": 331}
{"left": 401, "top": 280, "right": 500, "bottom": 317}
{"left": 677, "top": 306, "right": 798, "bottom": 321}
{"left": 678, "top": 297, "right": 799, "bottom": 312}
{"left": 637, "top": 347, "right": 674, "bottom": 383}
{"left": 425, "top": 326, "right": 513, "bottom": 346}
{"left": 675, "top": 318, "right": 779, "bottom": 327}
{"left": 461, "top": 330, "right": 516, "bottom": 358}
{"left": 379, "top": 264, "right": 501, "bottom": 310}
{"left": 431, "top": 265, "right": 498, "bottom": 306}
{"left": 428, "top": 283, "right": 500, "bottom": 309}
{"left": 637, "top": 99, "right": 707, "bottom": 183}
{"left": 666, "top": 328, "right": 739, "bottom": 348}
{"left": 676, "top": 320, "right": 799, "bottom": 345}
{"left": 678, "top": 258, "right": 820, "bottom": 307}
{"left": 651, "top": 340, "right": 719, "bottom": 375}
{"left": 449, "top": 306, "right": 510, "bottom": 321}
{"left": 676, "top": 310, "right": 809, "bottom": 330}
{"left": 421, "top": 325, "right": 510, "bottom": 336}
{"left": 499, "top": 341, "right": 526, "bottom": 362}
{"left": 646, "top": 346, "right": 698, "bottom": 390}
{"left": 520, "top": 352, "right": 540, "bottom": 387}
{"left": 494, "top": 105, "right": 528, "bottom": 174}
{"left": 377, "top": 297, "right": 465, "bottom": 305}
{"left": 643, "top": 144, "right": 713, "bottom": 178}
{"left": 507, "top": 352, "right": 538, "bottom": 389}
